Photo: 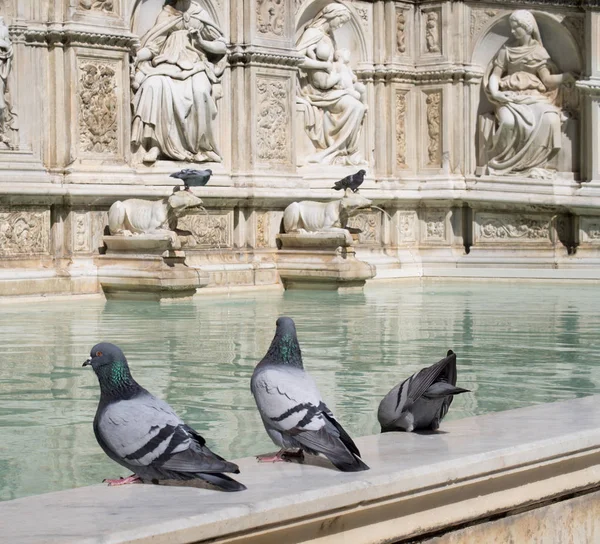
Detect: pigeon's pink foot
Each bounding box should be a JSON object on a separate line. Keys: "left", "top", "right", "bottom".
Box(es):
{"left": 103, "top": 475, "right": 141, "bottom": 486}
{"left": 256, "top": 449, "right": 304, "bottom": 463}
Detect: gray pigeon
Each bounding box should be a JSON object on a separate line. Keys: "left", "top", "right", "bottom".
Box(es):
{"left": 83, "top": 342, "right": 246, "bottom": 491}
{"left": 169, "top": 168, "right": 212, "bottom": 190}
{"left": 378, "top": 350, "right": 470, "bottom": 433}
{"left": 251, "top": 317, "right": 369, "bottom": 472}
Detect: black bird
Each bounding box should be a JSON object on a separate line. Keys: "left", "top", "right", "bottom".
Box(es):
{"left": 170, "top": 168, "right": 212, "bottom": 190}
{"left": 83, "top": 342, "right": 246, "bottom": 491}
{"left": 331, "top": 169, "right": 366, "bottom": 192}
{"left": 251, "top": 317, "right": 369, "bottom": 472}
{"left": 378, "top": 350, "right": 470, "bottom": 433}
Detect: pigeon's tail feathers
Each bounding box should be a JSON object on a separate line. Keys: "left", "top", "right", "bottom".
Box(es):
{"left": 332, "top": 180, "right": 343, "bottom": 190}
{"left": 196, "top": 472, "right": 247, "bottom": 492}
{"left": 322, "top": 408, "right": 361, "bottom": 458}
{"left": 423, "top": 382, "right": 470, "bottom": 399}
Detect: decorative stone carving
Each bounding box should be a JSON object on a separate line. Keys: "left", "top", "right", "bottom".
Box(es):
{"left": 296, "top": 4, "right": 367, "bottom": 166}
{"left": 73, "top": 212, "right": 91, "bottom": 253}
{"left": 80, "top": 0, "right": 114, "bottom": 12}
{"left": 477, "top": 10, "right": 578, "bottom": 179}
{"left": 0, "top": 210, "right": 50, "bottom": 255}
{"left": 398, "top": 211, "right": 417, "bottom": 243}
{"left": 130, "top": 1, "right": 227, "bottom": 164}
{"left": 257, "top": 77, "right": 289, "bottom": 163}
{"left": 78, "top": 61, "right": 118, "bottom": 154}
{"left": 0, "top": 17, "right": 17, "bottom": 150}
{"left": 581, "top": 218, "right": 600, "bottom": 242}
{"left": 476, "top": 213, "right": 550, "bottom": 242}
{"left": 424, "top": 10, "right": 441, "bottom": 54}
{"left": 354, "top": 6, "right": 369, "bottom": 29}
{"left": 294, "top": 0, "right": 304, "bottom": 14}
{"left": 348, "top": 211, "right": 381, "bottom": 245}
{"left": 396, "top": 9, "right": 406, "bottom": 55}
{"left": 425, "top": 90, "right": 442, "bottom": 167}
{"left": 257, "top": 0, "right": 285, "bottom": 37}
{"left": 179, "top": 212, "right": 233, "bottom": 248}
{"left": 470, "top": 8, "right": 499, "bottom": 39}
{"left": 107, "top": 191, "right": 205, "bottom": 244}
{"left": 256, "top": 212, "right": 270, "bottom": 248}
{"left": 395, "top": 91, "right": 407, "bottom": 169}
{"left": 424, "top": 210, "right": 446, "bottom": 242}
{"left": 282, "top": 189, "right": 372, "bottom": 237}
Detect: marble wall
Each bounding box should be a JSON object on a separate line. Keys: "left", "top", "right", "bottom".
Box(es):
{"left": 0, "top": 0, "right": 599, "bottom": 296}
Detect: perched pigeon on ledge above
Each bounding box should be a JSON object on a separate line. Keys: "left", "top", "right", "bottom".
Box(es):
{"left": 378, "top": 350, "right": 470, "bottom": 433}
{"left": 251, "top": 317, "right": 369, "bottom": 472}
{"left": 331, "top": 169, "right": 366, "bottom": 192}
{"left": 83, "top": 342, "right": 246, "bottom": 491}
{"left": 170, "top": 168, "right": 212, "bottom": 191}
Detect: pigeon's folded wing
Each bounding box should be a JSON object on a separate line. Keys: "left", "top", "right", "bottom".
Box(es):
{"left": 405, "top": 352, "right": 456, "bottom": 404}
{"left": 251, "top": 366, "right": 325, "bottom": 433}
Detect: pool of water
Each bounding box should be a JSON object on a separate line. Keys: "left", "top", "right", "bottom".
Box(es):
{"left": 1, "top": 281, "right": 600, "bottom": 501}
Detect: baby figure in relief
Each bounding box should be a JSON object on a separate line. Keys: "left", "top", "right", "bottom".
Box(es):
{"left": 332, "top": 48, "right": 366, "bottom": 103}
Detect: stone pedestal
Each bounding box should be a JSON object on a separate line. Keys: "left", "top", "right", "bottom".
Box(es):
{"left": 97, "top": 235, "right": 208, "bottom": 301}
{"left": 276, "top": 232, "right": 376, "bottom": 291}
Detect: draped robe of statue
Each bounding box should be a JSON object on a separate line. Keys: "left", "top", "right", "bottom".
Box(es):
{"left": 131, "top": 3, "right": 226, "bottom": 163}
{"left": 296, "top": 25, "right": 367, "bottom": 166}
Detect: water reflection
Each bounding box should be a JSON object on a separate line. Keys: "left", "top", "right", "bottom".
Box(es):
{"left": 1, "top": 282, "right": 600, "bottom": 500}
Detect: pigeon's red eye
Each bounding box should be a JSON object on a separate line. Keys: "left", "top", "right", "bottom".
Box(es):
{"left": 96, "top": 351, "right": 103, "bottom": 357}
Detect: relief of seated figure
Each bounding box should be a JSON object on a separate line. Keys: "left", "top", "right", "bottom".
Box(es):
{"left": 477, "top": 10, "right": 577, "bottom": 179}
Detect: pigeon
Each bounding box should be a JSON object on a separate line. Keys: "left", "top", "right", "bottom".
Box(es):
{"left": 83, "top": 342, "right": 246, "bottom": 491}
{"left": 331, "top": 169, "right": 366, "bottom": 192}
{"left": 170, "top": 168, "right": 212, "bottom": 190}
{"left": 250, "top": 317, "right": 369, "bottom": 472}
{"left": 378, "top": 350, "right": 470, "bottom": 433}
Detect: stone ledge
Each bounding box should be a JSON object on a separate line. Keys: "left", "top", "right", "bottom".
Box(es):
{"left": 1, "top": 396, "right": 600, "bottom": 543}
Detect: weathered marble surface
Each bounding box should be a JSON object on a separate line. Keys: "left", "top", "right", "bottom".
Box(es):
{"left": 1, "top": 395, "right": 600, "bottom": 543}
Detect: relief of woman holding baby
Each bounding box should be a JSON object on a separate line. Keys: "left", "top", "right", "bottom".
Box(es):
{"left": 296, "top": 4, "right": 367, "bottom": 166}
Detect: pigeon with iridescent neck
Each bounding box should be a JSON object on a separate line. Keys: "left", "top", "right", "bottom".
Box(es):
{"left": 251, "top": 317, "right": 369, "bottom": 472}
{"left": 83, "top": 342, "right": 246, "bottom": 491}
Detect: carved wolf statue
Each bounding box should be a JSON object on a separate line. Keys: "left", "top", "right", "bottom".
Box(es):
{"left": 283, "top": 188, "right": 372, "bottom": 234}
{"left": 108, "top": 190, "right": 204, "bottom": 237}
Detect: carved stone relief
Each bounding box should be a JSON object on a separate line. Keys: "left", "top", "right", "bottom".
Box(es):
{"left": 470, "top": 8, "right": 499, "bottom": 40}
{"left": 0, "top": 210, "right": 50, "bottom": 256}
{"left": 80, "top": 0, "right": 115, "bottom": 12}
{"left": 423, "top": 210, "right": 446, "bottom": 242}
{"left": 179, "top": 212, "right": 233, "bottom": 248}
{"left": 424, "top": 10, "right": 441, "bottom": 54}
{"left": 579, "top": 218, "right": 600, "bottom": 243}
{"left": 256, "top": 212, "right": 270, "bottom": 248}
{"left": 396, "top": 9, "right": 406, "bottom": 55}
{"left": 72, "top": 212, "right": 91, "bottom": 253}
{"left": 395, "top": 91, "right": 407, "bottom": 169}
{"left": 353, "top": 5, "right": 369, "bottom": 30}
{"left": 398, "top": 212, "right": 417, "bottom": 243}
{"left": 257, "top": 0, "right": 285, "bottom": 37}
{"left": 294, "top": 0, "right": 304, "bottom": 14}
{"left": 0, "top": 16, "right": 17, "bottom": 150}
{"left": 257, "top": 77, "right": 289, "bottom": 164}
{"left": 348, "top": 211, "right": 381, "bottom": 245}
{"left": 425, "top": 90, "right": 442, "bottom": 167}
{"left": 78, "top": 60, "right": 118, "bottom": 154}
{"left": 475, "top": 213, "right": 551, "bottom": 243}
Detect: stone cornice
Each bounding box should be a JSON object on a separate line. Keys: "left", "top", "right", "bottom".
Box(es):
{"left": 228, "top": 45, "right": 303, "bottom": 69}
{"left": 356, "top": 65, "right": 485, "bottom": 85}
{"left": 466, "top": 0, "right": 585, "bottom": 8}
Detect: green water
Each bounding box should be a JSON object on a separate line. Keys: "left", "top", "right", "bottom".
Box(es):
{"left": 1, "top": 282, "right": 600, "bottom": 501}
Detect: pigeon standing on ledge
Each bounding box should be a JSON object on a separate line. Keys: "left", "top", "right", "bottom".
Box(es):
{"left": 251, "top": 317, "right": 369, "bottom": 472}
{"left": 83, "top": 342, "right": 246, "bottom": 491}
{"left": 331, "top": 169, "right": 366, "bottom": 192}
{"left": 378, "top": 350, "right": 470, "bottom": 433}
{"left": 170, "top": 168, "right": 212, "bottom": 191}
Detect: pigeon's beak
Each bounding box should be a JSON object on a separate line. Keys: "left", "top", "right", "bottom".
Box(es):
{"left": 82, "top": 357, "right": 92, "bottom": 367}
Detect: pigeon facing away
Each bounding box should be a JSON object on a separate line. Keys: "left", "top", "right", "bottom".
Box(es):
{"left": 331, "top": 169, "right": 366, "bottom": 192}
{"left": 83, "top": 342, "right": 246, "bottom": 491}
{"left": 378, "top": 350, "right": 470, "bottom": 433}
{"left": 170, "top": 168, "right": 212, "bottom": 190}
{"left": 251, "top": 317, "right": 369, "bottom": 472}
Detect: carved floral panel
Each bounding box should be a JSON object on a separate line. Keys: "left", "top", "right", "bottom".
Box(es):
{"left": 424, "top": 90, "right": 442, "bottom": 168}
{"left": 348, "top": 211, "right": 381, "bottom": 245}
{"left": 475, "top": 213, "right": 552, "bottom": 244}
{"left": 72, "top": 212, "right": 91, "bottom": 253}
{"left": 179, "top": 212, "right": 233, "bottom": 248}
{"left": 78, "top": 60, "right": 118, "bottom": 155}
{"left": 395, "top": 91, "right": 408, "bottom": 169}
{"left": 396, "top": 8, "right": 406, "bottom": 55}
{"left": 257, "top": 77, "right": 289, "bottom": 164}
{"left": 469, "top": 8, "right": 499, "bottom": 41}
{"left": 256, "top": 212, "right": 270, "bottom": 248}
{"left": 579, "top": 217, "right": 600, "bottom": 243}
{"left": 256, "top": 0, "right": 285, "bottom": 37}
{"left": 0, "top": 209, "right": 50, "bottom": 256}
{"left": 423, "top": 210, "right": 446, "bottom": 242}
{"left": 79, "top": 0, "right": 115, "bottom": 12}
{"left": 398, "top": 211, "right": 417, "bottom": 243}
